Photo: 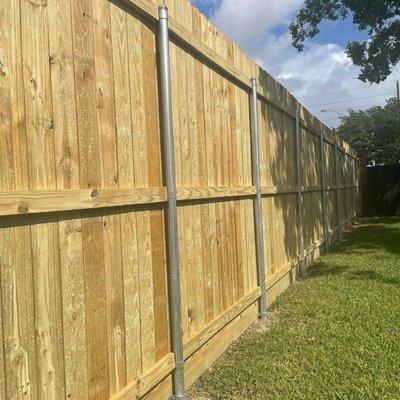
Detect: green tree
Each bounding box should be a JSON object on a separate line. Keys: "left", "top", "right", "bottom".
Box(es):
{"left": 290, "top": 0, "right": 400, "bottom": 83}
{"left": 337, "top": 98, "right": 400, "bottom": 164}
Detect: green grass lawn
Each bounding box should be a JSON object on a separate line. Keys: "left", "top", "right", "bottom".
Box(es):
{"left": 189, "top": 218, "right": 400, "bottom": 400}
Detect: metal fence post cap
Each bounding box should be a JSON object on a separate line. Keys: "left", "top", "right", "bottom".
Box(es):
{"left": 159, "top": 4, "right": 169, "bottom": 19}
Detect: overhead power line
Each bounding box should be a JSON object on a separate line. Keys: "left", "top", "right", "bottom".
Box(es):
{"left": 308, "top": 91, "right": 395, "bottom": 107}
{"left": 299, "top": 81, "right": 392, "bottom": 99}
{"left": 321, "top": 100, "right": 389, "bottom": 113}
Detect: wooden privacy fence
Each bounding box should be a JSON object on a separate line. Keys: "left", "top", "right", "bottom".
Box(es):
{"left": 0, "top": 0, "right": 359, "bottom": 399}
{"left": 360, "top": 164, "right": 400, "bottom": 216}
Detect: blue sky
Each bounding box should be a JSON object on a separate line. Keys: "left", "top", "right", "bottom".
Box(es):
{"left": 189, "top": 0, "right": 397, "bottom": 127}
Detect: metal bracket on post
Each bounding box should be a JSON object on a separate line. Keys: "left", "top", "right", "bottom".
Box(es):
{"left": 319, "top": 130, "right": 329, "bottom": 253}
{"left": 295, "top": 109, "right": 306, "bottom": 278}
{"left": 334, "top": 136, "right": 342, "bottom": 241}
{"left": 250, "top": 78, "right": 268, "bottom": 318}
{"left": 158, "top": 5, "right": 186, "bottom": 400}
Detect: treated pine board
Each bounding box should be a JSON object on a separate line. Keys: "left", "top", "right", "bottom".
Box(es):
{"left": 19, "top": 0, "right": 66, "bottom": 397}
{"left": 201, "top": 14, "right": 222, "bottom": 317}
{"left": 234, "top": 57, "right": 250, "bottom": 294}
{"left": 212, "top": 33, "right": 229, "bottom": 313}
{"left": 81, "top": 209, "right": 109, "bottom": 398}
{"left": 0, "top": 187, "right": 167, "bottom": 216}
{"left": 169, "top": 46, "right": 190, "bottom": 341}
{"left": 176, "top": 186, "right": 256, "bottom": 201}
{"left": 170, "top": 6, "right": 189, "bottom": 341}
{"left": 93, "top": 0, "right": 119, "bottom": 189}
{"left": 227, "top": 47, "right": 242, "bottom": 302}
{"left": 0, "top": 216, "right": 37, "bottom": 399}
{"left": 223, "top": 46, "right": 237, "bottom": 306}
{"left": 58, "top": 213, "right": 88, "bottom": 400}
{"left": 192, "top": 6, "right": 214, "bottom": 324}
{"left": 102, "top": 208, "right": 127, "bottom": 394}
{"left": 111, "top": 8, "right": 143, "bottom": 384}
{"left": 127, "top": 12, "right": 160, "bottom": 371}
{"left": 71, "top": 0, "right": 109, "bottom": 397}
{"left": 136, "top": 204, "right": 156, "bottom": 371}
{"left": 150, "top": 209, "right": 170, "bottom": 361}
{"left": 47, "top": 2, "right": 89, "bottom": 395}
{"left": 184, "top": 302, "right": 259, "bottom": 389}
{"left": 0, "top": 0, "right": 17, "bottom": 192}
{"left": 140, "top": 20, "right": 162, "bottom": 369}
{"left": 112, "top": 5, "right": 135, "bottom": 186}
{"left": 0, "top": 269, "right": 5, "bottom": 400}
{"left": 92, "top": 1, "right": 126, "bottom": 393}
{"left": 185, "top": 6, "right": 206, "bottom": 331}
{"left": 119, "top": 209, "right": 141, "bottom": 382}
{"left": 30, "top": 215, "right": 65, "bottom": 399}
{"left": 0, "top": 0, "right": 37, "bottom": 397}
{"left": 48, "top": 0, "right": 79, "bottom": 190}
{"left": 109, "top": 353, "right": 175, "bottom": 400}
{"left": 183, "top": 288, "right": 260, "bottom": 359}
{"left": 175, "top": 12, "right": 198, "bottom": 335}
{"left": 201, "top": 58, "right": 220, "bottom": 319}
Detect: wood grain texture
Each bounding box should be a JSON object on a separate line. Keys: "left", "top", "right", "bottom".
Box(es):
{"left": 0, "top": 187, "right": 168, "bottom": 216}
{"left": 0, "top": 0, "right": 358, "bottom": 398}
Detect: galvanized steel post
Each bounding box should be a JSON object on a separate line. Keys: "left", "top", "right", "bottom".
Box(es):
{"left": 250, "top": 78, "right": 268, "bottom": 318}
{"left": 334, "top": 136, "right": 342, "bottom": 240}
{"left": 319, "top": 131, "right": 329, "bottom": 253}
{"left": 158, "top": 5, "right": 186, "bottom": 400}
{"left": 355, "top": 158, "right": 360, "bottom": 222}
{"left": 295, "top": 109, "right": 306, "bottom": 278}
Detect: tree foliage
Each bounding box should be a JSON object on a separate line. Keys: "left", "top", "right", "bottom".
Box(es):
{"left": 337, "top": 98, "right": 400, "bottom": 164}
{"left": 290, "top": 0, "right": 400, "bottom": 83}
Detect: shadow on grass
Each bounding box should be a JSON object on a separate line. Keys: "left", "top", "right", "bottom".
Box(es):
{"left": 331, "top": 218, "right": 400, "bottom": 256}
{"left": 306, "top": 218, "right": 400, "bottom": 281}
{"left": 349, "top": 270, "right": 400, "bottom": 287}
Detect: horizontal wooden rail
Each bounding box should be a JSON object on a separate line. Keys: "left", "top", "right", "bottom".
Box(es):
{"left": 177, "top": 186, "right": 256, "bottom": 201}
{"left": 260, "top": 184, "right": 358, "bottom": 196}
{"left": 326, "top": 185, "right": 358, "bottom": 191}
{"left": 261, "top": 186, "right": 298, "bottom": 195}
{"left": 183, "top": 288, "right": 261, "bottom": 359}
{"left": 0, "top": 184, "right": 358, "bottom": 217}
{"left": 0, "top": 187, "right": 168, "bottom": 216}
{"left": 109, "top": 352, "right": 175, "bottom": 400}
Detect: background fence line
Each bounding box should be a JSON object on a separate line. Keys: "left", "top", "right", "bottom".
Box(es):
{"left": 0, "top": 0, "right": 359, "bottom": 399}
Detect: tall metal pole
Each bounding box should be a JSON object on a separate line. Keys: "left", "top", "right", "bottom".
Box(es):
{"left": 250, "top": 78, "right": 268, "bottom": 318}
{"left": 397, "top": 80, "right": 399, "bottom": 100}
{"left": 295, "top": 110, "right": 306, "bottom": 278}
{"left": 334, "top": 136, "right": 342, "bottom": 240}
{"left": 319, "top": 130, "right": 329, "bottom": 253}
{"left": 158, "top": 6, "right": 185, "bottom": 400}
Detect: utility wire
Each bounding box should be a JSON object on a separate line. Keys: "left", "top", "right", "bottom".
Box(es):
{"left": 299, "top": 81, "right": 392, "bottom": 99}
{"left": 320, "top": 100, "right": 389, "bottom": 113}
{"left": 308, "top": 91, "right": 395, "bottom": 107}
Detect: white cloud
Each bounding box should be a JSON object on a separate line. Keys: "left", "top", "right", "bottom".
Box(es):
{"left": 194, "top": 0, "right": 398, "bottom": 128}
